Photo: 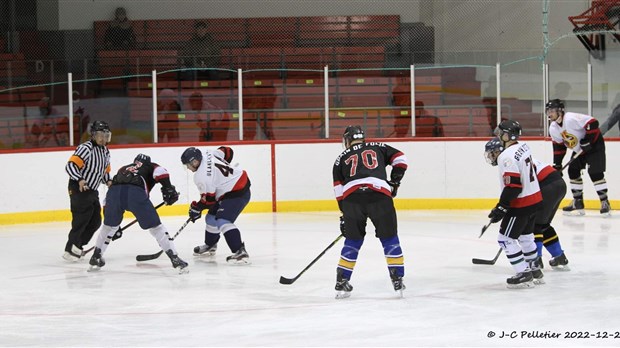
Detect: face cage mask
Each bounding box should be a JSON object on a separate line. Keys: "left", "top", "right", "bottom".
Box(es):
{"left": 93, "top": 130, "right": 112, "bottom": 143}
{"left": 484, "top": 149, "right": 500, "bottom": 166}
{"left": 546, "top": 108, "right": 563, "bottom": 123}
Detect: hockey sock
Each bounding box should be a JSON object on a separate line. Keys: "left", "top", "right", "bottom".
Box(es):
{"left": 542, "top": 225, "right": 563, "bottom": 258}
{"left": 380, "top": 236, "right": 404, "bottom": 278}
{"left": 223, "top": 228, "right": 242, "bottom": 252}
{"left": 498, "top": 234, "right": 528, "bottom": 273}
{"left": 569, "top": 178, "right": 584, "bottom": 199}
{"left": 337, "top": 238, "right": 364, "bottom": 280}
{"left": 590, "top": 173, "right": 608, "bottom": 201}
{"left": 518, "top": 233, "right": 537, "bottom": 263}
{"left": 97, "top": 224, "right": 119, "bottom": 254}
{"left": 534, "top": 224, "right": 545, "bottom": 257}
{"left": 204, "top": 214, "right": 221, "bottom": 244}
{"left": 149, "top": 224, "right": 175, "bottom": 253}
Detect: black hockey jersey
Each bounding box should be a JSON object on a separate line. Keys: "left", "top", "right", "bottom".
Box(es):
{"left": 112, "top": 161, "right": 172, "bottom": 194}
{"left": 333, "top": 141, "right": 408, "bottom": 202}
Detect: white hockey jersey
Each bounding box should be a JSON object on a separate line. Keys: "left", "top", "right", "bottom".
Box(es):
{"left": 496, "top": 142, "right": 542, "bottom": 208}
{"left": 193, "top": 150, "right": 250, "bottom": 205}
{"left": 549, "top": 112, "right": 595, "bottom": 152}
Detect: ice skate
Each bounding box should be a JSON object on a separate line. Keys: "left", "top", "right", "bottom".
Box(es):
{"left": 533, "top": 256, "right": 544, "bottom": 270}
{"left": 506, "top": 271, "right": 534, "bottom": 289}
{"left": 62, "top": 245, "right": 82, "bottom": 262}
{"left": 87, "top": 248, "right": 105, "bottom": 272}
{"left": 529, "top": 257, "right": 545, "bottom": 285}
{"left": 600, "top": 199, "right": 612, "bottom": 217}
{"left": 166, "top": 250, "right": 189, "bottom": 274}
{"left": 549, "top": 252, "right": 570, "bottom": 271}
{"left": 193, "top": 243, "right": 217, "bottom": 258}
{"left": 335, "top": 270, "right": 353, "bottom": 299}
{"left": 389, "top": 268, "right": 406, "bottom": 297}
{"left": 226, "top": 243, "right": 250, "bottom": 265}
{"left": 562, "top": 198, "right": 585, "bottom": 216}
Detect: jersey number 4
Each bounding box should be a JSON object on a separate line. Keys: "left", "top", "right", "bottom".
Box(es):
{"left": 344, "top": 150, "right": 378, "bottom": 176}
{"left": 215, "top": 163, "right": 233, "bottom": 177}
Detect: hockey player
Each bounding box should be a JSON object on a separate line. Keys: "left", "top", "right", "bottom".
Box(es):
{"left": 63, "top": 120, "right": 112, "bottom": 261}
{"left": 531, "top": 157, "right": 570, "bottom": 270}
{"left": 88, "top": 153, "right": 188, "bottom": 273}
{"left": 181, "top": 146, "right": 251, "bottom": 264}
{"left": 484, "top": 120, "right": 544, "bottom": 289}
{"left": 332, "top": 125, "right": 408, "bottom": 299}
{"left": 546, "top": 99, "right": 611, "bottom": 216}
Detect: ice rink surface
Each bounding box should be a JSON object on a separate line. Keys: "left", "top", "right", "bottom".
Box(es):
{"left": 0, "top": 210, "right": 618, "bottom": 347}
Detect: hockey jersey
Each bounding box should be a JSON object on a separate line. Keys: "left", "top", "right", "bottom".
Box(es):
{"left": 495, "top": 142, "right": 542, "bottom": 208}
{"left": 549, "top": 112, "right": 597, "bottom": 152}
{"left": 193, "top": 150, "right": 250, "bottom": 207}
{"left": 333, "top": 141, "right": 408, "bottom": 201}
{"left": 112, "top": 161, "right": 172, "bottom": 195}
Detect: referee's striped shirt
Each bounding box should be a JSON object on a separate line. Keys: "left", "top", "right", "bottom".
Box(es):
{"left": 65, "top": 140, "right": 111, "bottom": 189}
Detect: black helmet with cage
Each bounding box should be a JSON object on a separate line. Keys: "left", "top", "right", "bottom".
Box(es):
{"left": 181, "top": 147, "right": 202, "bottom": 164}
{"left": 545, "top": 99, "right": 565, "bottom": 113}
{"left": 342, "top": 125, "right": 365, "bottom": 149}
{"left": 484, "top": 137, "right": 505, "bottom": 166}
{"left": 89, "top": 120, "right": 111, "bottom": 144}
{"left": 494, "top": 119, "right": 522, "bottom": 144}
{"left": 545, "top": 98, "right": 565, "bottom": 123}
{"left": 134, "top": 153, "right": 151, "bottom": 166}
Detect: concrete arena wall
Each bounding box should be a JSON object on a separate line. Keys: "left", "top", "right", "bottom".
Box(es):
{"left": 0, "top": 139, "right": 618, "bottom": 224}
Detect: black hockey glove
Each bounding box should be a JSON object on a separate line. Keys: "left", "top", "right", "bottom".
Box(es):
{"left": 189, "top": 201, "right": 204, "bottom": 223}
{"left": 488, "top": 204, "right": 508, "bottom": 223}
{"left": 162, "top": 185, "right": 179, "bottom": 205}
{"left": 339, "top": 215, "right": 346, "bottom": 234}
{"left": 111, "top": 228, "right": 123, "bottom": 241}
{"left": 388, "top": 181, "right": 400, "bottom": 198}
{"left": 579, "top": 139, "right": 592, "bottom": 153}
{"left": 552, "top": 164, "right": 563, "bottom": 177}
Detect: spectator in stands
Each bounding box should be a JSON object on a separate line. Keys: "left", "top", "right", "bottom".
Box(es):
{"left": 180, "top": 21, "right": 221, "bottom": 81}
{"left": 158, "top": 89, "right": 181, "bottom": 143}
{"left": 104, "top": 7, "right": 136, "bottom": 49}
{"left": 187, "top": 91, "right": 230, "bottom": 141}
{"left": 393, "top": 101, "right": 444, "bottom": 137}
{"left": 30, "top": 97, "right": 70, "bottom": 147}
{"left": 415, "top": 101, "right": 444, "bottom": 137}
{"left": 243, "top": 85, "right": 275, "bottom": 140}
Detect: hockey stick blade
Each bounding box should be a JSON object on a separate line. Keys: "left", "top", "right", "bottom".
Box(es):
{"left": 135, "top": 218, "right": 191, "bottom": 262}
{"left": 279, "top": 276, "right": 296, "bottom": 285}
{"left": 472, "top": 248, "right": 503, "bottom": 265}
{"left": 279, "top": 234, "right": 344, "bottom": 285}
{"left": 136, "top": 250, "right": 164, "bottom": 262}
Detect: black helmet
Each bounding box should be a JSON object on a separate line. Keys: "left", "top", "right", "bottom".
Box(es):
{"left": 495, "top": 119, "right": 521, "bottom": 141}
{"left": 343, "top": 125, "right": 365, "bottom": 148}
{"left": 90, "top": 120, "right": 110, "bottom": 134}
{"left": 134, "top": 153, "right": 151, "bottom": 166}
{"left": 484, "top": 137, "right": 504, "bottom": 166}
{"left": 545, "top": 99, "right": 565, "bottom": 112}
{"left": 181, "top": 147, "right": 202, "bottom": 165}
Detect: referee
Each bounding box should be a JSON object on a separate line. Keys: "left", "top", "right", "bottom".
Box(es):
{"left": 63, "top": 120, "right": 112, "bottom": 261}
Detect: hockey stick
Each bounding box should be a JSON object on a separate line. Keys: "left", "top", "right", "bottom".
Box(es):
{"left": 478, "top": 220, "right": 493, "bottom": 238}
{"left": 135, "top": 218, "right": 192, "bottom": 262}
{"left": 561, "top": 150, "right": 583, "bottom": 170}
{"left": 472, "top": 248, "right": 503, "bottom": 265}
{"left": 279, "top": 234, "right": 344, "bottom": 285}
{"left": 82, "top": 202, "right": 166, "bottom": 257}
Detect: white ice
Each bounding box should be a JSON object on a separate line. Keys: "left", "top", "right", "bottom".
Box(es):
{"left": 0, "top": 210, "right": 619, "bottom": 347}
